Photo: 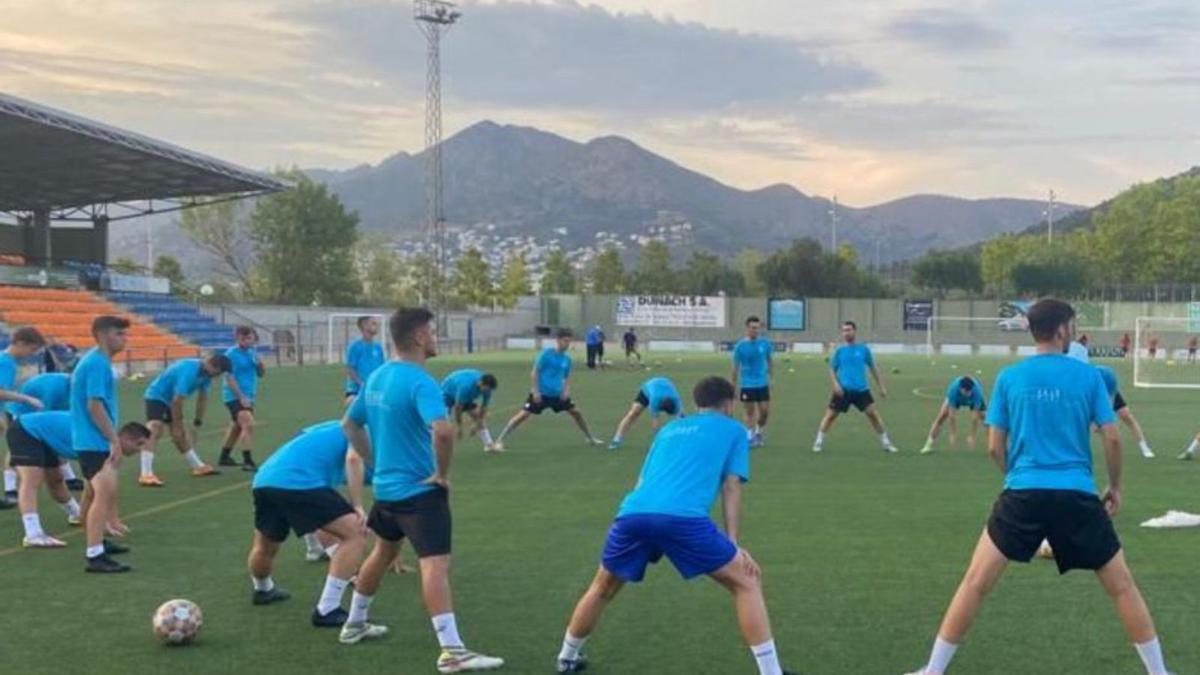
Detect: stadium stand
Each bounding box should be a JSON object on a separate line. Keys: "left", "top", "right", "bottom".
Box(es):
{"left": 106, "top": 291, "right": 235, "bottom": 349}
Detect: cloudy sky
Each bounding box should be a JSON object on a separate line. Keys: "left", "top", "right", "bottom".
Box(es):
{"left": 2, "top": 0, "right": 1197, "bottom": 205}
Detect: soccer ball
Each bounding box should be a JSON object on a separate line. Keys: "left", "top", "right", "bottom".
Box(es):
{"left": 152, "top": 599, "right": 203, "bottom": 646}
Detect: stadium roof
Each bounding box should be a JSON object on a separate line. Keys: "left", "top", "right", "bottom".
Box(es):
{"left": 0, "top": 91, "right": 287, "bottom": 216}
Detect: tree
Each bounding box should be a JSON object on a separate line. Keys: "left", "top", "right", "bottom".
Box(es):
{"left": 1010, "top": 250, "right": 1089, "bottom": 297}
{"left": 588, "top": 245, "right": 625, "bottom": 294}
{"left": 735, "top": 249, "right": 767, "bottom": 296}
{"left": 540, "top": 248, "right": 577, "bottom": 294}
{"left": 495, "top": 253, "right": 531, "bottom": 309}
{"left": 912, "top": 250, "right": 983, "bottom": 296}
{"left": 111, "top": 257, "right": 142, "bottom": 274}
{"left": 758, "top": 236, "right": 890, "bottom": 297}
{"left": 178, "top": 198, "right": 258, "bottom": 297}
{"left": 682, "top": 251, "right": 745, "bottom": 295}
{"left": 355, "top": 235, "right": 414, "bottom": 307}
{"left": 629, "top": 240, "right": 678, "bottom": 293}
{"left": 453, "top": 248, "right": 495, "bottom": 308}
{"left": 249, "top": 171, "right": 362, "bottom": 305}
{"left": 152, "top": 255, "right": 188, "bottom": 294}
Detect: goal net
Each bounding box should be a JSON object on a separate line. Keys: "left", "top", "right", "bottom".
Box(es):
{"left": 326, "top": 313, "right": 391, "bottom": 365}
{"left": 1133, "top": 316, "right": 1200, "bottom": 389}
{"left": 925, "top": 316, "right": 1029, "bottom": 357}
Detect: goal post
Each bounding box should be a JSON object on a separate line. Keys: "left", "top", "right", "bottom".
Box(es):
{"left": 326, "top": 313, "right": 391, "bottom": 365}
{"left": 925, "top": 316, "right": 1028, "bottom": 358}
{"left": 1133, "top": 316, "right": 1200, "bottom": 389}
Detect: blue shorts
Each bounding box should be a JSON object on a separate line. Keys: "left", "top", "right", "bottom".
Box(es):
{"left": 601, "top": 514, "right": 737, "bottom": 582}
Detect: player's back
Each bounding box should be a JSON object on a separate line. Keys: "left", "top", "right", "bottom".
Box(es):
{"left": 71, "top": 347, "right": 115, "bottom": 450}
{"left": 19, "top": 410, "right": 73, "bottom": 456}
{"left": 442, "top": 369, "right": 481, "bottom": 396}
{"left": 146, "top": 359, "right": 201, "bottom": 401}
{"left": 254, "top": 420, "right": 347, "bottom": 490}
{"left": 10, "top": 372, "right": 70, "bottom": 416}
{"left": 352, "top": 361, "right": 446, "bottom": 502}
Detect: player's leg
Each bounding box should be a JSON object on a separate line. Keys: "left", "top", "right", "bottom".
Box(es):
{"left": 139, "top": 419, "right": 166, "bottom": 487}
{"left": 16, "top": 466, "right": 64, "bottom": 547}
{"left": 754, "top": 399, "right": 770, "bottom": 445}
{"left": 812, "top": 408, "right": 840, "bottom": 452}
{"left": 492, "top": 408, "right": 532, "bottom": 450}
{"left": 169, "top": 411, "right": 218, "bottom": 476}
{"left": 921, "top": 404, "right": 952, "bottom": 454}
{"left": 742, "top": 399, "right": 756, "bottom": 435}
{"left": 566, "top": 405, "right": 604, "bottom": 445}
{"left": 1095, "top": 551, "right": 1169, "bottom": 674}
{"left": 558, "top": 566, "right": 626, "bottom": 672}
{"left": 218, "top": 413, "right": 241, "bottom": 467}
{"left": 609, "top": 403, "right": 644, "bottom": 449}
{"left": 2, "top": 451, "right": 17, "bottom": 505}
{"left": 43, "top": 465, "right": 81, "bottom": 526}
{"left": 1180, "top": 430, "right": 1200, "bottom": 460}
{"left": 235, "top": 409, "right": 258, "bottom": 471}
{"left": 84, "top": 459, "right": 129, "bottom": 573}
{"left": 312, "top": 513, "right": 366, "bottom": 626}
{"left": 1118, "top": 408, "right": 1154, "bottom": 458}
{"left": 710, "top": 552, "right": 791, "bottom": 675}
{"left": 247, "top": 531, "right": 289, "bottom": 602}
{"left": 864, "top": 403, "right": 898, "bottom": 453}
{"left": 967, "top": 411, "right": 984, "bottom": 449}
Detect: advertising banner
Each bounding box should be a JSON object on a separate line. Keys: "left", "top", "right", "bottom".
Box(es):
{"left": 615, "top": 295, "right": 726, "bottom": 328}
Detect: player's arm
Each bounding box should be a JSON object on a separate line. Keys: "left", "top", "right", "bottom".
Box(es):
{"left": 827, "top": 367, "right": 843, "bottom": 396}
{"left": 88, "top": 398, "right": 121, "bottom": 464}
{"left": 194, "top": 389, "right": 208, "bottom": 427}
{"left": 429, "top": 420, "right": 455, "bottom": 487}
{"left": 344, "top": 447, "right": 369, "bottom": 522}
{"left": 529, "top": 365, "right": 541, "bottom": 401}
{"left": 720, "top": 474, "right": 743, "bottom": 543}
{"left": 225, "top": 373, "right": 246, "bottom": 401}
{"left": 730, "top": 352, "right": 740, "bottom": 386}
{"left": 0, "top": 388, "right": 41, "bottom": 408}
{"left": 561, "top": 372, "right": 571, "bottom": 399}
{"left": 987, "top": 427, "right": 1008, "bottom": 473}
{"left": 255, "top": 356, "right": 266, "bottom": 378}
{"left": 344, "top": 344, "right": 362, "bottom": 387}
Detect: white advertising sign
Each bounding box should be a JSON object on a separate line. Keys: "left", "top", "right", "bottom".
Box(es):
{"left": 615, "top": 295, "right": 726, "bottom": 328}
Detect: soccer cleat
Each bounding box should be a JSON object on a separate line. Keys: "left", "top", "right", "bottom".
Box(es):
{"left": 66, "top": 478, "right": 85, "bottom": 492}
{"left": 0, "top": 499, "right": 14, "bottom": 510}
{"left": 588, "top": 437, "right": 605, "bottom": 447}
{"left": 490, "top": 442, "right": 506, "bottom": 453}
{"left": 242, "top": 458, "right": 258, "bottom": 472}
{"left": 556, "top": 654, "right": 588, "bottom": 673}
{"left": 437, "top": 648, "right": 505, "bottom": 673}
{"left": 67, "top": 513, "right": 82, "bottom": 526}
{"left": 103, "top": 538, "right": 130, "bottom": 555}
{"left": 305, "top": 549, "right": 330, "bottom": 563}
{"left": 339, "top": 622, "right": 389, "bottom": 644}
{"left": 1141, "top": 449, "right": 1156, "bottom": 459}
{"left": 139, "top": 474, "right": 166, "bottom": 487}
{"left": 753, "top": 432, "right": 764, "bottom": 447}
{"left": 192, "top": 465, "right": 221, "bottom": 477}
{"left": 884, "top": 444, "right": 900, "bottom": 454}
{"left": 217, "top": 455, "right": 240, "bottom": 467}
{"left": 1178, "top": 450, "right": 1194, "bottom": 461}
{"left": 251, "top": 586, "right": 291, "bottom": 605}
{"left": 812, "top": 443, "right": 823, "bottom": 453}
{"left": 902, "top": 670, "right": 928, "bottom": 675}
{"left": 4, "top": 489, "right": 16, "bottom": 501}
{"left": 607, "top": 439, "right": 622, "bottom": 450}
{"left": 85, "top": 554, "right": 131, "bottom": 574}
{"left": 22, "top": 534, "right": 67, "bottom": 548}
{"left": 919, "top": 442, "right": 935, "bottom": 455}
{"left": 311, "top": 607, "right": 348, "bottom": 627}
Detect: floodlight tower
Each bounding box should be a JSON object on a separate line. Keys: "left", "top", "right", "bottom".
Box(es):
{"left": 1044, "top": 189, "right": 1058, "bottom": 243}
{"left": 828, "top": 195, "right": 840, "bottom": 252}
{"left": 414, "top": 0, "right": 460, "bottom": 328}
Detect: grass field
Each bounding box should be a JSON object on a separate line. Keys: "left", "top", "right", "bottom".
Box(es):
{"left": 1, "top": 350, "right": 1197, "bottom": 675}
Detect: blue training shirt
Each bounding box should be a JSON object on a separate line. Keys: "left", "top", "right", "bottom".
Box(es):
{"left": 640, "top": 377, "right": 683, "bottom": 416}
{"left": 253, "top": 420, "right": 351, "bottom": 491}
{"left": 19, "top": 411, "right": 77, "bottom": 460}
{"left": 1096, "top": 365, "right": 1120, "bottom": 397}
{"left": 222, "top": 346, "right": 260, "bottom": 403}
{"left": 347, "top": 361, "right": 448, "bottom": 502}
{"left": 0, "top": 351, "right": 17, "bottom": 392}
{"left": 617, "top": 412, "right": 751, "bottom": 519}
{"left": 441, "top": 369, "right": 491, "bottom": 406}
{"left": 831, "top": 343, "right": 874, "bottom": 392}
{"left": 7, "top": 372, "right": 70, "bottom": 418}
{"left": 946, "top": 376, "right": 984, "bottom": 408}
{"left": 732, "top": 337, "right": 773, "bottom": 388}
{"left": 345, "top": 338, "right": 386, "bottom": 395}
{"left": 71, "top": 348, "right": 117, "bottom": 453}
{"left": 145, "top": 359, "right": 211, "bottom": 403}
{"left": 986, "top": 354, "right": 1116, "bottom": 495}
{"left": 535, "top": 348, "right": 571, "bottom": 397}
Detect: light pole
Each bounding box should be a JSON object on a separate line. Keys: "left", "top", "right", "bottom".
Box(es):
{"left": 829, "top": 195, "right": 840, "bottom": 253}
{"left": 1044, "top": 189, "right": 1057, "bottom": 243}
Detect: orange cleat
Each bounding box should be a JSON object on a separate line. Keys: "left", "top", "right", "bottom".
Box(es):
{"left": 192, "top": 464, "right": 221, "bottom": 477}
{"left": 139, "top": 474, "right": 166, "bottom": 487}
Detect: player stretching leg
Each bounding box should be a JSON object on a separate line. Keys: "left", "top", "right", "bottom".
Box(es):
{"left": 607, "top": 376, "right": 683, "bottom": 450}
{"left": 920, "top": 376, "right": 985, "bottom": 454}
{"left": 341, "top": 308, "right": 504, "bottom": 671}
{"left": 904, "top": 299, "right": 1171, "bottom": 675}
{"left": 556, "top": 377, "right": 796, "bottom": 675}
{"left": 246, "top": 420, "right": 371, "bottom": 628}
{"left": 0, "top": 327, "right": 48, "bottom": 507}
{"left": 813, "top": 321, "right": 897, "bottom": 453}
{"left": 218, "top": 326, "right": 265, "bottom": 472}
{"left": 343, "top": 316, "right": 386, "bottom": 408}
{"left": 139, "top": 355, "right": 231, "bottom": 486}
{"left": 731, "top": 316, "right": 773, "bottom": 448}
{"left": 492, "top": 329, "right": 603, "bottom": 451}
{"left": 7, "top": 372, "right": 83, "bottom": 492}
{"left": 7, "top": 412, "right": 95, "bottom": 546}
{"left": 440, "top": 369, "right": 499, "bottom": 451}
{"left": 1094, "top": 366, "right": 1154, "bottom": 459}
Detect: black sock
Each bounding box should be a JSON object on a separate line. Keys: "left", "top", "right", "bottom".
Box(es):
{"left": 242, "top": 450, "right": 253, "bottom": 462}
{"left": 220, "top": 447, "right": 233, "bottom": 458}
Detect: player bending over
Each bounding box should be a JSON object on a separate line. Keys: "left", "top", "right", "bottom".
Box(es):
{"left": 440, "top": 369, "right": 498, "bottom": 451}
{"left": 731, "top": 316, "right": 773, "bottom": 447}
{"left": 492, "top": 328, "right": 603, "bottom": 451}
{"left": 340, "top": 307, "right": 504, "bottom": 671}
{"left": 904, "top": 299, "right": 1171, "bottom": 675}
{"left": 138, "top": 355, "right": 231, "bottom": 486}
{"left": 245, "top": 420, "right": 373, "bottom": 629}
{"left": 344, "top": 315, "right": 386, "bottom": 406}
{"left": 607, "top": 376, "right": 684, "bottom": 450}
{"left": 555, "top": 377, "right": 796, "bottom": 675}
{"left": 920, "top": 376, "right": 985, "bottom": 454}
{"left": 7, "top": 372, "right": 83, "bottom": 492}
{"left": 218, "top": 326, "right": 265, "bottom": 471}
{"left": 0, "top": 326, "right": 48, "bottom": 507}
{"left": 1094, "top": 365, "right": 1154, "bottom": 459}
{"left": 813, "top": 321, "right": 897, "bottom": 454}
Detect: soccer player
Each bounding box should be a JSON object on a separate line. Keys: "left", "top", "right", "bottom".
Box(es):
{"left": 730, "top": 316, "right": 773, "bottom": 447}
{"left": 904, "top": 299, "right": 1171, "bottom": 675}
{"left": 1147, "top": 335, "right": 1160, "bottom": 360}
{"left": 1119, "top": 332, "right": 1132, "bottom": 358}
{"left": 1094, "top": 365, "right": 1154, "bottom": 459}
{"left": 246, "top": 419, "right": 371, "bottom": 628}
{"left": 554, "top": 377, "right": 796, "bottom": 675}
{"left": 585, "top": 324, "right": 605, "bottom": 370}
{"left": 622, "top": 327, "right": 642, "bottom": 366}
{"left": 218, "top": 326, "right": 265, "bottom": 471}
{"left": 138, "top": 354, "right": 232, "bottom": 486}
{"left": 7, "top": 372, "right": 82, "bottom": 491}
{"left": 1188, "top": 336, "right": 1198, "bottom": 364}
{"left": 340, "top": 307, "right": 504, "bottom": 671}
{"left": 1, "top": 326, "right": 48, "bottom": 507}
{"left": 8, "top": 411, "right": 147, "bottom": 548}
{"left": 440, "top": 369, "right": 498, "bottom": 451}
{"left": 491, "top": 329, "right": 604, "bottom": 451}
{"left": 344, "top": 315, "right": 386, "bottom": 405}
{"left": 607, "top": 376, "right": 684, "bottom": 450}
{"left": 919, "top": 376, "right": 985, "bottom": 455}
{"left": 813, "top": 321, "right": 897, "bottom": 454}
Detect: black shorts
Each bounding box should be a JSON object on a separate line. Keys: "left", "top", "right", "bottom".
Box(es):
{"left": 6, "top": 420, "right": 59, "bottom": 469}
{"left": 524, "top": 394, "right": 575, "bottom": 414}
{"left": 367, "top": 488, "right": 452, "bottom": 558}
{"left": 226, "top": 401, "right": 255, "bottom": 422}
{"left": 1113, "top": 393, "right": 1127, "bottom": 412}
{"left": 987, "top": 489, "right": 1121, "bottom": 574}
{"left": 739, "top": 387, "right": 770, "bottom": 403}
{"left": 625, "top": 344, "right": 637, "bottom": 355}
{"left": 442, "top": 395, "right": 478, "bottom": 412}
{"left": 145, "top": 399, "right": 173, "bottom": 424}
{"left": 953, "top": 400, "right": 987, "bottom": 412}
{"left": 830, "top": 390, "right": 874, "bottom": 413}
{"left": 77, "top": 451, "right": 110, "bottom": 481}
{"left": 635, "top": 391, "right": 650, "bottom": 407}
{"left": 253, "top": 487, "right": 354, "bottom": 543}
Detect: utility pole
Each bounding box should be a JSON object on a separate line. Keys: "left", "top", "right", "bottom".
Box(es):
{"left": 829, "top": 195, "right": 840, "bottom": 253}
{"left": 1045, "top": 189, "right": 1057, "bottom": 243}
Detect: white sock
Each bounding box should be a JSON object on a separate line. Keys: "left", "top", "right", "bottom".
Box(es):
{"left": 751, "top": 639, "right": 783, "bottom": 675}
{"left": 926, "top": 436, "right": 935, "bottom": 445}
{"left": 21, "top": 512, "right": 44, "bottom": 538}
{"left": 1139, "top": 440, "right": 1152, "bottom": 452}
{"left": 1135, "top": 638, "right": 1167, "bottom": 675}
{"left": 324, "top": 543, "right": 341, "bottom": 558}
{"left": 347, "top": 591, "right": 373, "bottom": 625}
{"left": 251, "top": 575, "right": 275, "bottom": 592}
{"left": 431, "top": 612, "right": 463, "bottom": 649}
{"left": 881, "top": 432, "right": 893, "bottom": 447}
{"left": 1187, "top": 439, "right": 1198, "bottom": 454}
{"left": 303, "top": 532, "right": 324, "bottom": 554}
{"left": 3, "top": 469, "right": 16, "bottom": 492}
{"left": 754, "top": 425, "right": 762, "bottom": 435}
{"left": 86, "top": 544, "right": 105, "bottom": 559}
{"left": 140, "top": 451, "right": 155, "bottom": 477}
{"left": 61, "top": 498, "right": 81, "bottom": 519}
{"left": 611, "top": 433, "right": 623, "bottom": 443}
{"left": 479, "top": 429, "right": 494, "bottom": 446}
{"left": 182, "top": 450, "right": 204, "bottom": 469}
{"left": 558, "top": 632, "right": 588, "bottom": 662}
{"left": 316, "top": 575, "right": 350, "bottom": 615}
{"left": 815, "top": 431, "right": 826, "bottom": 444}
{"left": 60, "top": 463, "right": 78, "bottom": 481}
{"left": 925, "top": 636, "right": 959, "bottom": 675}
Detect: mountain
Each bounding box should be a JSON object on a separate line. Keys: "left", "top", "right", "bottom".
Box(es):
{"left": 308, "top": 121, "right": 1084, "bottom": 263}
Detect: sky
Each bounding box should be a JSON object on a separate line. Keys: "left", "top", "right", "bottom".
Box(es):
{"left": 2, "top": 0, "right": 1198, "bottom": 206}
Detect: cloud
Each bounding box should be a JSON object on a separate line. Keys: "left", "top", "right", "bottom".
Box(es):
{"left": 883, "top": 9, "right": 1009, "bottom": 52}
{"left": 282, "top": 0, "right": 882, "bottom": 112}
{"left": 1067, "top": 2, "right": 1199, "bottom": 51}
